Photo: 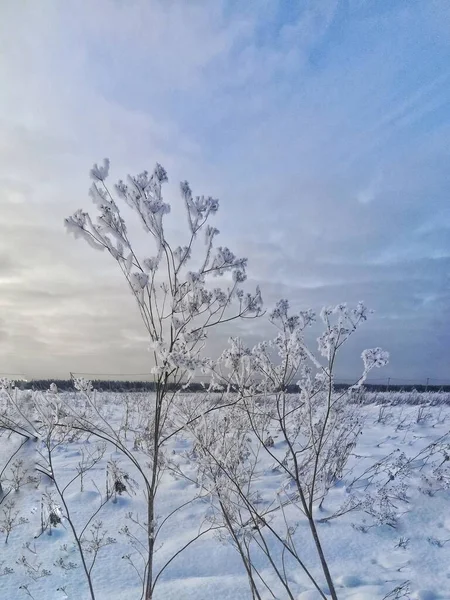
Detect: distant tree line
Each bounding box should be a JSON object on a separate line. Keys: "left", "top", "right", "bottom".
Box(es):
{"left": 12, "top": 379, "right": 450, "bottom": 393}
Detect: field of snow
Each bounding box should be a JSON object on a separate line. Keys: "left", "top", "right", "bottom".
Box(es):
{"left": 1, "top": 390, "right": 450, "bottom": 600}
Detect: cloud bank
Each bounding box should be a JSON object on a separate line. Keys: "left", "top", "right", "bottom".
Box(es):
{"left": 0, "top": 0, "right": 449, "bottom": 380}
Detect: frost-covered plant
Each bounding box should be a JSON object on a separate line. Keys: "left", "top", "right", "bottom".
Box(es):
{"left": 27, "top": 389, "right": 115, "bottom": 600}
{"left": 189, "top": 301, "right": 388, "bottom": 600}
{"left": 0, "top": 499, "right": 28, "bottom": 543}
{"left": 38, "top": 492, "right": 63, "bottom": 536}
{"left": 418, "top": 445, "right": 450, "bottom": 496}
{"left": 16, "top": 554, "right": 52, "bottom": 580}
{"left": 0, "top": 559, "right": 14, "bottom": 577}
{"left": 5, "top": 460, "right": 39, "bottom": 493}
{"left": 0, "top": 382, "right": 39, "bottom": 441}
{"left": 184, "top": 403, "right": 272, "bottom": 599}
{"left": 376, "top": 404, "right": 393, "bottom": 425}
{"left": 416, "top": 405, "right": 431, "bottom": 424}
{"left": 81, "top": 520, "right": 117, "bottom": 572}
{"left": 106, "top": 459, "right": 138, "bottom": 503}
{"left": 395, "top": 537, "right": 410, "bottom": 550}
{"left": 0, "top": 382, "right": 41, "bottom": 505}
{"left": 64, "top": 159, "right": 262, "bottom": 600}
{"left": 382, "top": 580, "right": 411, "bottom": 600}
{"left": 76, "top": 444, "right": 107, "bottom": 493}
{"left": 65, "top": 159, "right": 262, "bottom": 363}
{"left": 19, "top": 583, "right": 39, "bottom": 600}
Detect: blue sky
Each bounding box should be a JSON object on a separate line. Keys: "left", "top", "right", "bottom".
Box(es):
{"left": 0, "top": 0, "right": 449, "bottom": 381}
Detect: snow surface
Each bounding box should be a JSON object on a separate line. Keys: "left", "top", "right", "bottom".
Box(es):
{"left": 1, "top": 393, "right": 450, "bottom": 600}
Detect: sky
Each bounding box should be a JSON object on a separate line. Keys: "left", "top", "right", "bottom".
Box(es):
{"left": 0, "top": 0, "right": 449, "bottom": 382}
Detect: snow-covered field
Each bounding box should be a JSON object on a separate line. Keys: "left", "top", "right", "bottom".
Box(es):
{"left": 1, "top": 390, "right": 450, "bottom": 600}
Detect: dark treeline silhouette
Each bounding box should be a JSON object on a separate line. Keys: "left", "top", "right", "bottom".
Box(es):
{"left": 11, "top": 379, "right": 450, "bottom": 393}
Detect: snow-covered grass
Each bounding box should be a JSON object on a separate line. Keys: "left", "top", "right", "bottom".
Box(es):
{"left": 357, "top": 389, "right": 450, "bottom": 407}
{"left": 1, "top": 391, "right": 450, "bottom": 600}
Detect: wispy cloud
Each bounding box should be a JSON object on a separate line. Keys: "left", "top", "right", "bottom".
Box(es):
{"left": 0, "top": 0, "right": 449, "bottom": 380}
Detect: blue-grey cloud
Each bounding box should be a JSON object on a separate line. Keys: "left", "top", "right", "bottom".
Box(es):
{"left": 0, "top": 0, "right": 449, "bottom": 381}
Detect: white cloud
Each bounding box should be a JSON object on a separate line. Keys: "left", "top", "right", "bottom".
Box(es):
{"left": 0, "top": 0, "right": 449, "bottom": 379}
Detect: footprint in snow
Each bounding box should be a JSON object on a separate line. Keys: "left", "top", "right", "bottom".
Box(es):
{"left": 336, "top": 575, "right": 362, "bottom": 588}
{"left": 414, "top": 590, "right": 437, "bottom": 600}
